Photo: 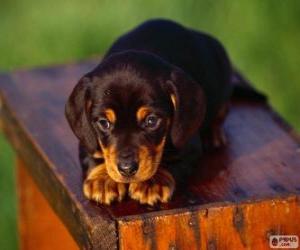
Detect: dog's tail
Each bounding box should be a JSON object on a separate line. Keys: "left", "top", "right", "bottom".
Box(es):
{"left": 231, "top": 71, "right": 267, "bottom": 102}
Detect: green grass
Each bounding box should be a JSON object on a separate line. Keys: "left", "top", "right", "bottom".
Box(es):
{"left": 0, "top": 134, "right": 16, "bottom": 250}
{"left": 0, "top": 1, "right": 299, "bottom": 249}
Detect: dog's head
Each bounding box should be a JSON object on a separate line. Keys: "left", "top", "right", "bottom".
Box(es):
{"left": 66, "top": 51, "right": 205, "bottom": 183}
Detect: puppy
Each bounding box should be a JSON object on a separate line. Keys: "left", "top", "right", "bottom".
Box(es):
{"left": 65, "top": 19, "right": 257, "bottom": 205}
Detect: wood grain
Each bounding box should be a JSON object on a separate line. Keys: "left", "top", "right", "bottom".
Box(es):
{"left": 118, "top": 196, "right": 300, "bottom": 250}
{"left": 17, "top": 158, "right": 78, "bottom": 250}
{"left": 0, "top": 58, "right": 300, "bottom": 249}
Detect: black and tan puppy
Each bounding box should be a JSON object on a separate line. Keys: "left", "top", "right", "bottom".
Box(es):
{"left": 65, "top": 19, "right": 263, "bottom": 205}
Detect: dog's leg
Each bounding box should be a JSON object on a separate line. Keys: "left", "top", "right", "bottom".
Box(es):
{"left": 128, "top": 168, "right": 175, "bottom": 205}
{"left": 83, "top": 164, "right": 127, "bottom": 204}
{"left": 202, "top": 103, "right": 229, "bottom": 150}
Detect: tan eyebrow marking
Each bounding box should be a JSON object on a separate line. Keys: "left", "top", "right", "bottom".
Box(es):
{"left": 104, "top": 108, "right": 116, "bottom": 123}
{"left": 136, "top": 106, "right": 151, "bottom": 122}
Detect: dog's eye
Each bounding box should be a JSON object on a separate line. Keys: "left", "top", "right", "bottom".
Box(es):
{"left": 144, "top": 114, "right": 161, "bottom": 130}
{"left": 97, "top": 118, "right": 111, "bottom": 131}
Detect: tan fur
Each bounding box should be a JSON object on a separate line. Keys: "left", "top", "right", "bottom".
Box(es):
{"left": 104, "top": 108, "right": 116, "bottom": 123}
{"left": 170, "top": 94, "right": 177, "bottom": 110}
{"left": 92, "top": 151, "right": 103, "bottom": 159}
{"left": 83, "top": 164, "right": 127, "bottom": 204}
{"left": 99, "top": 142, "right": 122, "bottom": 182}
{"left": 99, "top": 136, "right": 167, "bottom": 183}
{"left": 137, "top": 136, "right": 166, "bottom": 182}
{"left": 136, "top": 106, "right": 151, "bottom": 122}
{"left": 129, "top": 168, "right": 175, "bottom": 205}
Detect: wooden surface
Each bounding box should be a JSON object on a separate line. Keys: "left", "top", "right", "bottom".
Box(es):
{"left": 118, "top": 196, "right": 300, "bottom": 249}
{"left": 0, "top": 58, "right": 300, "bottom": 249}
{"left": 17, "top": 158, "right": 78, "bottom": 250}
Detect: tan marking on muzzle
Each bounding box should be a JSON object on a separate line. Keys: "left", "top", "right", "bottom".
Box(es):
{"left": 136, "top": 136, "right": 166, "bottom": 182}
{"left": 98, "top": 140, "right": 121, "bottom": 182}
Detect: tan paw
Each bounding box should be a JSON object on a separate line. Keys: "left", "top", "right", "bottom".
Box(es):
{"left": 129, "top": 169, "right": 175, "bottom": 205}
{"left": 83, "top": 165, "right": 127, "bottom": 205}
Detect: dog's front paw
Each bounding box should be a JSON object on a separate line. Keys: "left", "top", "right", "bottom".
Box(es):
{"left": 129, "top": 169, "right": 175, "bottom": 205}
{"left": 83, "top": 165, "right": 127, "bottom": 205}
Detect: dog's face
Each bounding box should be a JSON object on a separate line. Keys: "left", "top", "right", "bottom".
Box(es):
{"left": 89, "top": 71, "right": 172, "bottom": 183}
{"left": 66, "top": 51, "right": 206, "bottom": 183}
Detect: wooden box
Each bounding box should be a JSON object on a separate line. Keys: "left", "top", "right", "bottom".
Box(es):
{"left": 0, "top": 59, "right": 300, "bottom": 249}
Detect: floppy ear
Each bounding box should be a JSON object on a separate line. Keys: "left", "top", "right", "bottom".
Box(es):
{"left": 65, "top": 76, "right": 98, "bottom": 154}
{"left": 165, "top": 69, "right": 206, "bottom": 149}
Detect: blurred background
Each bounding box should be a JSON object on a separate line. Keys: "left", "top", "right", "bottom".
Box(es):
{"left": 0, "top": 1, "right": 299, "bottom": 249}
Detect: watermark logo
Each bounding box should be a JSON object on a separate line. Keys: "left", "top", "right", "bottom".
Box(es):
{"left": 269, "top": 235, "right": 299, "bottom": 248}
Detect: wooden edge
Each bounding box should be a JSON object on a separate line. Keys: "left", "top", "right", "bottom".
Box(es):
{"left": 0, "top": 82, "right": 118, "bottom": 249}
{"left": 118, "top": 195, "right": 300, "bottom": 250}
{"left": 117, "top": 192, "right": 299, "bottom": 222}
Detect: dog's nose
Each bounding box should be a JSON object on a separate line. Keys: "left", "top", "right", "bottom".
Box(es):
{"left": 117, "top": 161, "right": 138, "bottom": 177}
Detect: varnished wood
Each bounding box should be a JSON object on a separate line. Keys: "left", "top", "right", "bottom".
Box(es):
{"left": 0, "top": 58, "right": 299, "bottom": 249}
{"left": 118, "top": 195, "right": 300, "bottom": 249}
{"left": 17, "top": 158, "right": 78, "bottom": 250}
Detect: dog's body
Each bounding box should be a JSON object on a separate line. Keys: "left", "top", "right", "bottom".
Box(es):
{"left": 66, "top": 19, "right": 262, "bottom": 205}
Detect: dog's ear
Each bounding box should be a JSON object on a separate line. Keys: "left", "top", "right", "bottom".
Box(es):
{"left": 65, "top": 76, "right": 98, "bottom": 154}
{"left": 165, "top": 68, "right": 206, "bottom": 149}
